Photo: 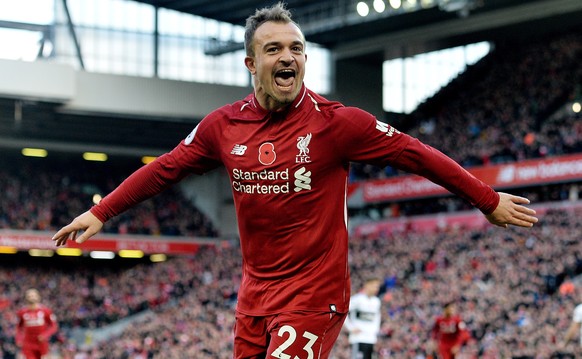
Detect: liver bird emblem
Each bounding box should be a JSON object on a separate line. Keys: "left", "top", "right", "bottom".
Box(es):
{"left": 297, "top": 133, "right": 312, "bottom": 156}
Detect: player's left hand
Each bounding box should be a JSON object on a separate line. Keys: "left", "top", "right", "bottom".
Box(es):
{"left": 485, "top": 192, "right": 538, "bottom": 228}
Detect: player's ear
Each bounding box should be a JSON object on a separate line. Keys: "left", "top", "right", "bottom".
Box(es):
{"left": 245, "top": 56, "right": 256, "bottom": 75}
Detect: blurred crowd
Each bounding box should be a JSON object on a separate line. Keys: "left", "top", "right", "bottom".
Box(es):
{"left": 350, "top": 31, "right": 582, "bottom": 182}
{"left": 1, "top": 24, "right": 582, "bottom": 359}
{"left": 1, "top": 208, "right": 582, "bottom": 358}
{"left": 1, "top": 30, "right": 581, "bottom": 234}
{"left": 339, "top": 207, "right": 582, "bottom": 358}
{"left": 0, "top": 243, "right": 240, "bottom": 358}
{"left": 0, "top": 154, "right": 218, "bottom": 238}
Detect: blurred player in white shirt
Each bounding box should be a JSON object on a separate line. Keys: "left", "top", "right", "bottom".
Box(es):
{"left": 561, "top": 300, "right": 582, "bottom": 352}
{"left": 344, "top": 278, "right": 382, "bottom": 359}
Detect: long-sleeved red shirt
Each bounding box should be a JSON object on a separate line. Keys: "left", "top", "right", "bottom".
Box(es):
{"left": 431, "top": 315, "right": 471, "bottom": 348}
{"left": 91, "top": 85, "right": 499, "bottom": 315}
{"left": 16, "top": 305, "right": 58, "bottom": 345}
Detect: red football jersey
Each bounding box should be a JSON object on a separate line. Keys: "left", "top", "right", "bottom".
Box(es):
{"left": 431, "top": 315, "right": 469, "bottom": 347}
{"left": 17, "top": 305, "right": 58, "bottom": 344}
{"left": 91, "top": 85, "right": 499, "bottom": 316}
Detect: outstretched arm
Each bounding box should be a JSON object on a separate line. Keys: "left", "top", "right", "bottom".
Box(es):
{"left": 386, "top": 137, "right": 537, "bottom": 226}
{"left": 485, "top": 192, "right": 538, "bottom": 228}
{"left": 52, "top": 148, "right": 193, "bottom": 247}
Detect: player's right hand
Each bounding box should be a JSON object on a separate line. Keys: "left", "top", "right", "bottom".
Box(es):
{"left": 52, "top": 210, "right": 103, "bottom": 246}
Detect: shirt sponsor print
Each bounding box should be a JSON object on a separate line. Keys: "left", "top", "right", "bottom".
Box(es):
{"left": 375, "top": 120, "right": 400, "bottom": 137}
{"left": 184, "top": 125, "right": 199, "bottom": 145}
{"left": 231, "top": 134, "right": 314, "bottom": 194}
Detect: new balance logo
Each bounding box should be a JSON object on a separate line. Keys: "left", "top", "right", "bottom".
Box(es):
{"left": 294, "top": 166, "right": 312, "bottom": 192}
{"left": 231, "top": 144, "right": 247, "bottom": 156}
{"left": 497, "top": 166, "right": 515, "bottom": 183}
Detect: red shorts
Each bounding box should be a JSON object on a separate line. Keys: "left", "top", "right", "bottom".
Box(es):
{"left": 234, "top": 310, "right": 347, "bottom": 359}
{"left": 438, "top": 343, "right": 458, "bottom": 359}
{"left": 21, "top": 341, "right": 49, "bottom": 359}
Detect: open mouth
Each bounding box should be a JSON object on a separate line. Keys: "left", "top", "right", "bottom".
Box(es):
{"left": 274, "top": 69, "right": 296, "bottom": 89}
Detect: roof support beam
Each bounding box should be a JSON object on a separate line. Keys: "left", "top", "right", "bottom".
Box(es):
{"left": 61, "top": 0, "right": 85, "bottom": 70}
{"left": 333, "top": 0, "right": 582, "bottom": 60}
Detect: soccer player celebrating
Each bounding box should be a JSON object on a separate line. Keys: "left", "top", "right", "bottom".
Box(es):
{"left": 431, "top": 301, "right": 471, "bottom": 359}
{"left": 16, "top": 289, "right": 58, "bottom": 359}
{"left": 52, "top": 2, "right": 538, "bottom": 358}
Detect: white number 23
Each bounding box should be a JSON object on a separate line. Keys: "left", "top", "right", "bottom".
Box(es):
{"left": 271, "top": 325, "right": 319, "bottom": 359}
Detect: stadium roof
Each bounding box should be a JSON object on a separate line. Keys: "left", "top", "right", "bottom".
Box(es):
{"left": 1, "top": 0, "right": 581, "bottom": 156}
{"left": 133, "top": 0, "right": 582, "bottom": 62}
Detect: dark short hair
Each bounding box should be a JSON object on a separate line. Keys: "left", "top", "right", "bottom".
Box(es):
{"left": 444, "top": 300, "right": 456, "bottom": 309}
{"left": 244, "top": 2, "right": 302, "bottom": 56}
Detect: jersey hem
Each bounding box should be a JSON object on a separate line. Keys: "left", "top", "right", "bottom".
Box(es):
{"left": 235, "top": 305, "right": 348, "bottom": 317}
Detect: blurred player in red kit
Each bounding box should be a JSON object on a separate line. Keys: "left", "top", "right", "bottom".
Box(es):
{"left": 16, "top": 289, "right": 58, "bottom": 359}
{"left": 431, "top": 302, "right": 470, "bottom": 359}
{"left": 52, "top": 2, "right": 538, "bottom": 358}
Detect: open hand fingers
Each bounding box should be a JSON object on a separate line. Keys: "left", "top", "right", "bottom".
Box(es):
{"left": 507, "top": 203, "right": 538, "bottom": 227}
{"left": 488, "top": 192, "right": 539, "bottom": 228}
{"left": 52, "top": 227, "right": 96, "bottom": 246}
{"left": 74, "top": 227, "right": 99, "bottom": 244}
{"left": 507, "top": 194, "right": 531, "bottom": 205}
{"left": 52, "top": 225, "right": 79, "bottom": 246}
{"left": 52, "top": 211, "right": 103, "bottom": 246}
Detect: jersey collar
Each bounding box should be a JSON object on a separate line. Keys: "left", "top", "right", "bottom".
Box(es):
{"left": 245, "top": 84, "right": 308, "bottom": 119}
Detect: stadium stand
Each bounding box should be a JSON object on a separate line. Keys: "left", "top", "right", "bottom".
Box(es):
{"left": 1, "top": 3, "right": 582, "bottom": 359}
{"left": 2, "top": 206, "right": 582, "bottom": 358}
{"left": 0, "top": 151, "right": 218, "bottom": 238}
{"left": 349, "top": 31, "right": 582, "bottom": 183}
